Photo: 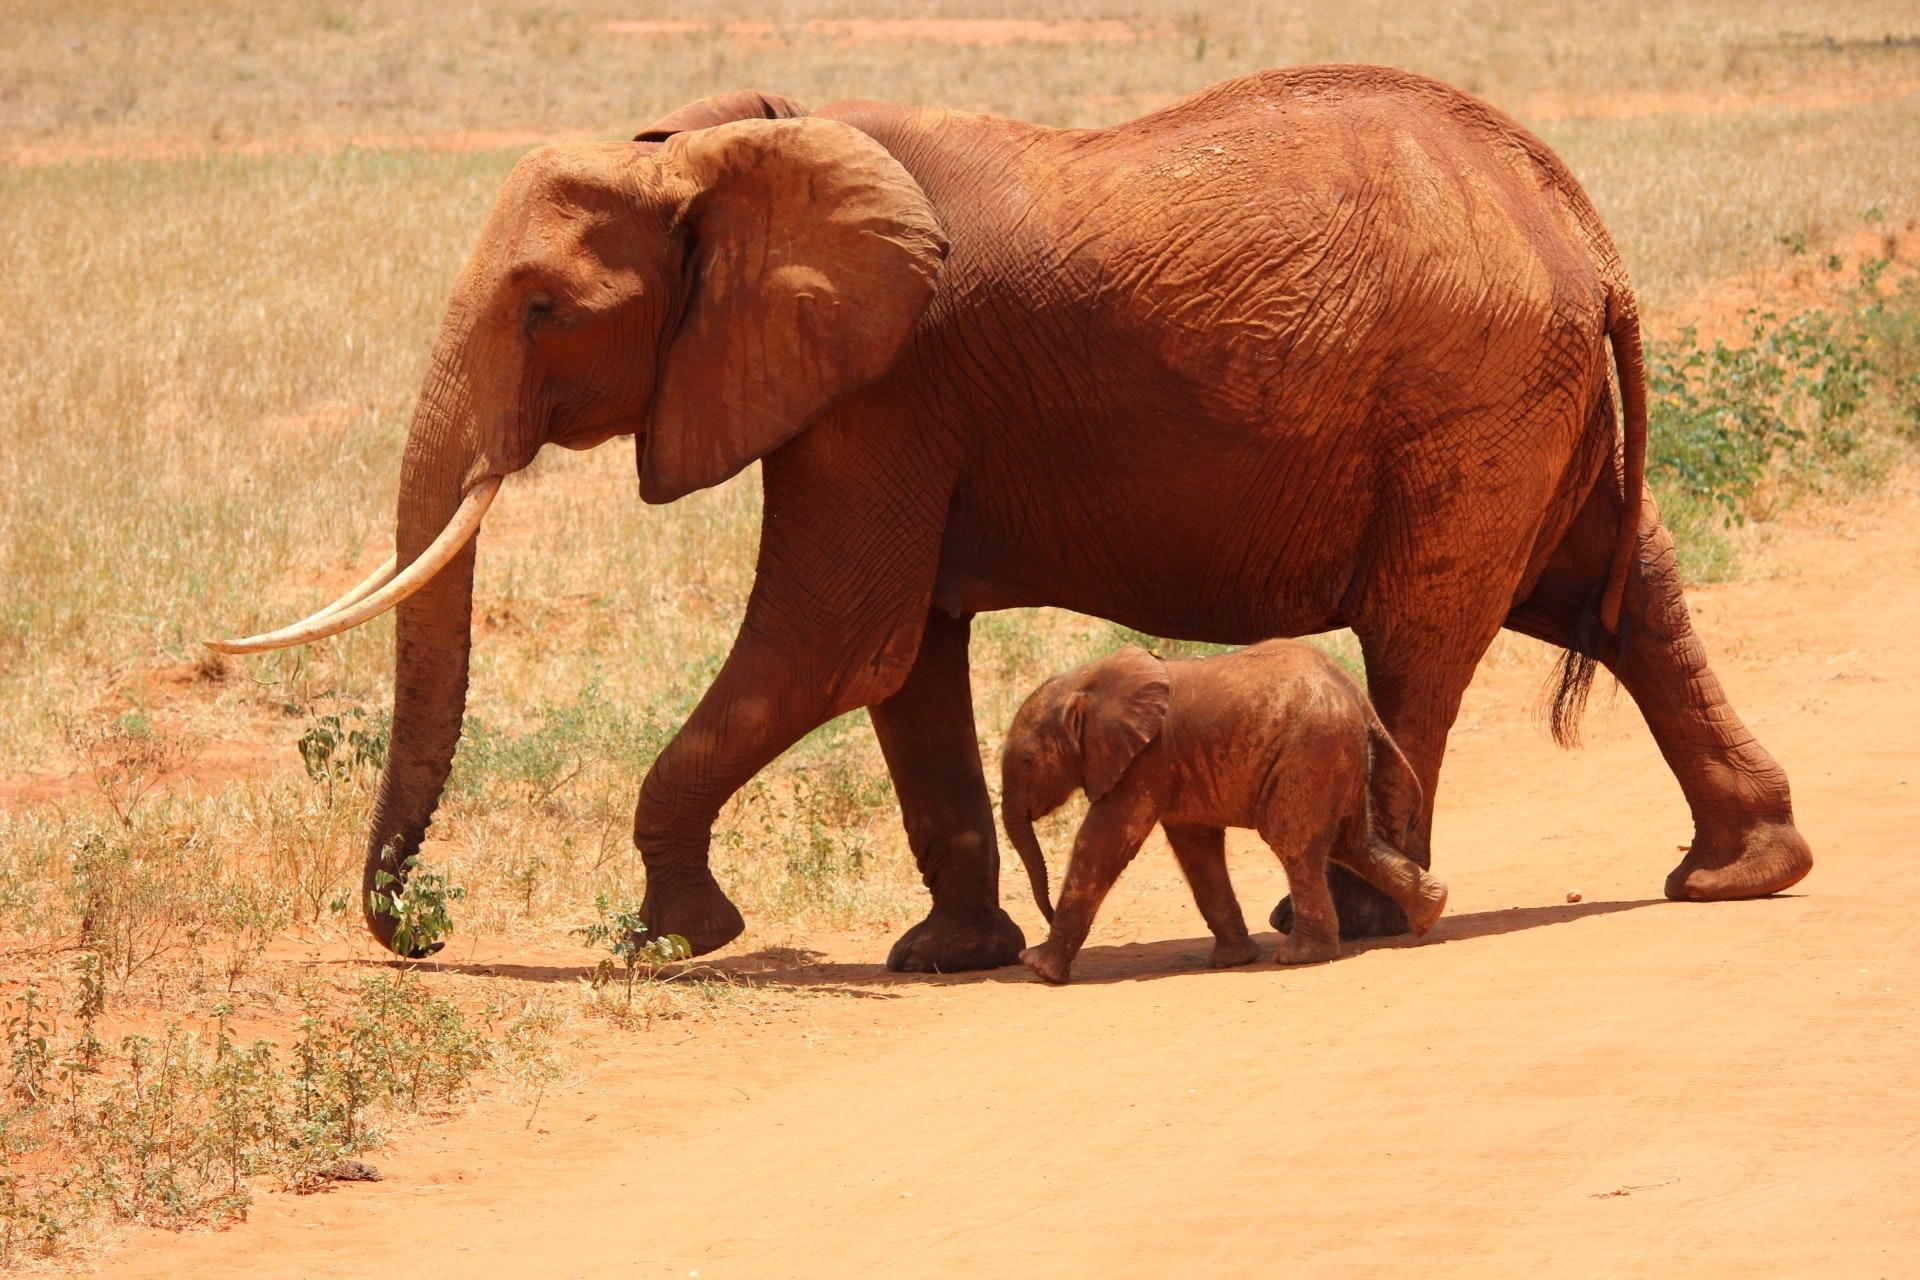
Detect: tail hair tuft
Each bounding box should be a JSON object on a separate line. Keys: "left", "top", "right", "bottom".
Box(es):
{"left": 1547, "top": 582, "right": 1626, "bottom": 749}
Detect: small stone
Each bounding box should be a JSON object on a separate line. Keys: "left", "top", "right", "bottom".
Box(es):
{"left": 1566, "top": 891, "right": 1582, "bottom": 904}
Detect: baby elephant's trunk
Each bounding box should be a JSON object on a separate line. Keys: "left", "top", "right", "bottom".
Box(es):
{"left": 1002, "top": 803, "right": 1055, "bottom": 924}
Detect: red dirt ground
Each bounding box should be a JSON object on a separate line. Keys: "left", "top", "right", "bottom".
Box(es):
{"left": 70, "top": 477, "right": 1920, "bottom": 1277}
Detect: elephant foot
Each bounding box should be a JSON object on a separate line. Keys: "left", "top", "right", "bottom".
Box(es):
{"left": 638, "top": 865, "right": 745, "bottom": 957}
{"left": 1208, "top": 936, "right": 1263, "bottom": 969}
{"left": 1273, "top": 930, "right": 1340, "bottom": 966}
{"left": 1665, "top": 819, "right": 1813, "bottom": 901}
{"left": 1270, "top": 865, "right": 1411, "bottom": 941}
{"left": 1019, "top": 943, "right": 1073, "bottom": 986}
{"left": 886, "top": 904, "right": 1026, "bottom": 974}
{"left": 1404, "top": 871, "right": 1449, "bottom": 937}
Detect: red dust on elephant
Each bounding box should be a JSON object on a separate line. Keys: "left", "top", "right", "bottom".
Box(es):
{"left": 209, "top": 68, "right": 1813, "bottom": 971}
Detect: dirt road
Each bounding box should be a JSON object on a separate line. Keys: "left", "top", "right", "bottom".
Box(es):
{"left": 95, "top": 487, "right": 1920, "bottom": 1279}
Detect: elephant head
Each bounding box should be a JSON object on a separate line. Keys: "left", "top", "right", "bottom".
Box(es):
{"left": 999, "top": 646, "right": 1171, "bottom": 924}
{"left": 206, "top": 117, "right": 948, "bottom": 953}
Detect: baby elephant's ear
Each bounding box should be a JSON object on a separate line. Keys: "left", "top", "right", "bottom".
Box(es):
{"left": 1077, "top": 646, "right": 1171, "bottom": 800}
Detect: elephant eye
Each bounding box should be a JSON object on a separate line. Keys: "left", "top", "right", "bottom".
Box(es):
{"left": 522, "top": 292, "right": 560, "bottom": 334}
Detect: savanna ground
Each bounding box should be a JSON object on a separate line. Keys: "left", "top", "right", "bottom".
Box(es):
{"left": 1, "top": 1, "right": 1918, "bottom": 1273}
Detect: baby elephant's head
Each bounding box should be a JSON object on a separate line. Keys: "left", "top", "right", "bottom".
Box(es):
{"left": 1000, "top": 645, "right": 1170, "bottom": 921}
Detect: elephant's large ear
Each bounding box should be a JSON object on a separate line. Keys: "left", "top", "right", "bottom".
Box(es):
{"left": 1074, "top": 647, "right": 1172, "bottom": 801}
{"left": 640, "top": 117, "right": 947, "bottom": 504}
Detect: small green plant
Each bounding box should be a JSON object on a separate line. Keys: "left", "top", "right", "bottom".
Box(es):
{"left": 201, "top": 1010, "right": 278, "bottom": 1214}
{"left": 68, "top": 824, "right": 219, "bottom": 988}
{"left": 60, "top": 712, "right": 203, "bottom": 828}
{"left": 367, "top": 854, "right": 466, "bottom": 958}
{"left": 68, "top": 950, "right": 105, "bottom": 1073}
{"left": 297, "top": 705, "right": 389, "bottom": 804}
{"left": 508, "top": 853, "right": 547, "bottom": 914}
{"left": 575, "top": 895, "right": 690, "bottom": 1016}
{"left": 214, "top": 877, "right": 293, "bottom": 993}
{"left": 5, "top": 986, "right": 54, "bottom": 1106}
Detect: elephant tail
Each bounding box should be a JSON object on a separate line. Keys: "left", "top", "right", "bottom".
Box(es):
{"left": 1364, "top": 705, "right": 1424, "bottom": 855}
{"left": 1601, "top": 296, "right": 1648, "bottom": 635}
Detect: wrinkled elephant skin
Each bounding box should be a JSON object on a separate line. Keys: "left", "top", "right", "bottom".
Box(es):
{"left": 298, "top": 67, "right": 1808, "bottom": 969}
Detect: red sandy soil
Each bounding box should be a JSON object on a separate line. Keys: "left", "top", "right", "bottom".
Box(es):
{"left": 65, "top": 478, "right": 1920, "bottom": 1277}
{"left": 1657, "top": 227, "right": 1920, "bottom": 346}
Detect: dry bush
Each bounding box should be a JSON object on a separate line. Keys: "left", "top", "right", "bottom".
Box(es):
{"left": 0, "top": 968, "right": 502, "bottom": 1264}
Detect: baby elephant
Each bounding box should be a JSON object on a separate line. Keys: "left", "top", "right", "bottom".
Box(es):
{"left": 1001, "top": 640, "right": 1447, "bottom": 985}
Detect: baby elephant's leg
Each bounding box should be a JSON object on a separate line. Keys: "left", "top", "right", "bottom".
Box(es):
{"left": 1163, "top": 824, "right": 1261, "bottom": 969}
{"left": 1333, "top": 833, "right": 1449, "bottom": 936}
{"left": 1263, "top": 825, "right": 1343, "bottom": 965}
{"left": 1021, "top": 790, "right": 1158, "bottom": 985}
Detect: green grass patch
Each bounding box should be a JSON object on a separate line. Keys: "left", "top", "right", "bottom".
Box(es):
{"left": 1648, "top": 254, "right": 1920, "bottom": 577}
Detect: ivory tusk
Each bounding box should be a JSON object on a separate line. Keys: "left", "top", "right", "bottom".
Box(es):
{"left": 204, "top": 554, "right": 398, "bottom": 653}
{"left": 311, "top": 553, "right": 399, "bottom": 622}
{"left": 203, "top": 477, "right": 501, "bottom": 655}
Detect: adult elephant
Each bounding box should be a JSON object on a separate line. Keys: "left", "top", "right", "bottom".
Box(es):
{"left": 210, "top": 68, "right": 1812, "bottom": 971}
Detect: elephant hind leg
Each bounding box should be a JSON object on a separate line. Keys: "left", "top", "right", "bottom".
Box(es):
{"left": 1261, "top": 819, "right": 1342, "bottom": 966}
{"left": 871, "top": 609, "right": 1026, "bottom": 974}
{"left": 1259, "top": 794, "right": 1351, "bottom": 967}
{"left": 1331, "top": 816, "right": 1449, "bottom": 936}
{"left": 1163, "top": 823, "right": 1260, "bottom": 968}
{"left": 1507, "top": 483, "right": 1812, "bottom": 901}
{"left": 1270, "top": 617, "right": 1504, "bottom": 942}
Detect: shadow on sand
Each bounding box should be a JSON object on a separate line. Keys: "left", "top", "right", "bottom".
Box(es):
{"left": 352, "top": 895, "right": 1680, "bottom": 991}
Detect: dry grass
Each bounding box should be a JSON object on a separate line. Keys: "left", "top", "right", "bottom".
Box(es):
{"left": 1, "top": 3, "right": 1919, "bottom": 1260}
{"left": 7, "top": 2, "right": 1920, "bottom": 302}
{"left": 0, "top": 0, "right": 1914, "bottom": 945}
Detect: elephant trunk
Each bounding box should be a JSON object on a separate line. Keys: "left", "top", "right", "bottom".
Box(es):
{"left": 360, "top": 355, "right": 488, "bottom": 955}
{"left": 1002, "top": 791, "right": 1054, "bottom": 924}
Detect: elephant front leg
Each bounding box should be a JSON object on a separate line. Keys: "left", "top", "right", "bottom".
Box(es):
{"left": 630, "top": 709, "right": 757, "bottom": 958}
{"left": 1021, "top": 788, "right": 1160, "bottom": 985}
{"left": 870, "top": 609, "right": 1025, "bottom": 973}
{"left": 634, "top": 624, "right": 900, "bottom": 957}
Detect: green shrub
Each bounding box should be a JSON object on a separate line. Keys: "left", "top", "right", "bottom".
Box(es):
{"left": 1645, "top": 257, "right": 1920, "bottom": 575}
{"left": 0, "top": 971, "right": 503, "bottom": 1263}
{"left": 574, "top": 895, "right": 692, "bottom": 1022}
{"left": 367, "top": 855, "right": 466, "bottom": 958}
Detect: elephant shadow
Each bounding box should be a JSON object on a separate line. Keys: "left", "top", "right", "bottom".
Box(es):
{"left": 365, "top": 896, "right": 1678, "bottom": 990}
{"left": 704, "top": 895, "right": 1677, "bottom": 989}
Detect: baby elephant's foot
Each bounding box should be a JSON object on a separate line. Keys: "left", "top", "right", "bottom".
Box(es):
{"left": 1404, "top": 871, "right": 1449, "bottom": 936}
{"left": 1020, "top": 943, "right": 1074, "bottom": 986}
{"left": 1273, "top": 931, "right": 1340, "bottom": 966}
{"left": 1209, "top": 936, "right": 1263, "bottom": 969}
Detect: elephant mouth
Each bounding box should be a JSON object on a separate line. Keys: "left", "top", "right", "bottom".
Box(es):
{"left": 202, "top": 475, "right": 503, "bottom": 655}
